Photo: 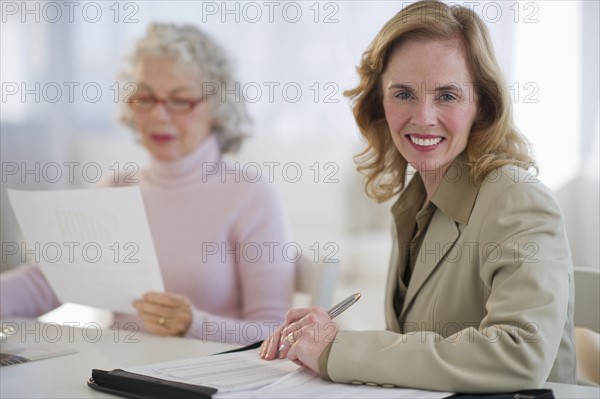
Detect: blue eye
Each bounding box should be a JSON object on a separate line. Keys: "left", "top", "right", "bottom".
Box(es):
{"left": 439, "top": 93, "right": 457, "bottom": 102}
{"left": 396, "top": 92, "right": 413, "bottom": 101}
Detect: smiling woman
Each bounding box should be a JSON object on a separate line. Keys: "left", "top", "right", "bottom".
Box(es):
{"left": 260, "top": 0, "right": 576, "bottom": 392}
{"left": 381, "top": 39, "right": 478, "bottom": 202}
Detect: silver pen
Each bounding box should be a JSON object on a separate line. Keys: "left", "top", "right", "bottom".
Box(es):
{"left": 326, "top": 292, "right": 362, "bottom": 319}
{"left": 278, "top": 293, "right": 361, "bottom": 351}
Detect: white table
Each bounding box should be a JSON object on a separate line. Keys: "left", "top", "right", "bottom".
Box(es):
{"left": 1, "top": 319, "right": 234, "bottom": 398}
{"left": 1, "top": 320, "right": 599, "bottom": 398}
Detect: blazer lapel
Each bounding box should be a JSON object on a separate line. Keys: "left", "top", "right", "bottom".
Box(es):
{"left": 386, "top": 176, "right": 424, "bottom": 331}
{"left": 401, "top": 209, "right": 460, "bottom": 315}
{"left": 389, "top": 152, "right": 479, "bottom": 323}
{"left": 384, "top": 229, "right": 402, "bottom": 332}
{"left": 400, "top": 151, "right": 479, "bottom": 314}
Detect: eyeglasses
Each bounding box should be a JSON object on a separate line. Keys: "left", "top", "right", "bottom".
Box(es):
{"left": 127, "top": 95, "right": 207, "bottom": 114}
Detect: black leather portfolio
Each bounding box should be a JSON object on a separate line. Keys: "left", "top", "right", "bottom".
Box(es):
{"left": 87, "top": 368, "right": 217, "bottom": 399}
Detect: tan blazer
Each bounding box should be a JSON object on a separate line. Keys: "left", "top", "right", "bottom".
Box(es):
{"left": 325, "top": 156, "right": 576, "bottom": 392}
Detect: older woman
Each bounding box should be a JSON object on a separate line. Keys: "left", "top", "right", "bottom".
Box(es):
{"left": 261, "top": 0, "right": 576, "bottom": 392}
{"left": 0, "top": 23, "right": 294, "bottom": 344}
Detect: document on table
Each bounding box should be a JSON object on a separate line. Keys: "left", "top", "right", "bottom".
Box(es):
{"left": 124, "top": 349, "right": 453, "bottom": 398}
{"left": 125, "top": 350, "right": 300, "bottom": 393}
{"left": 226, "top": 367, "right": 453, "bottom": 398}
{"left": 7, "top": 187, "right": 164, "bottom": 314}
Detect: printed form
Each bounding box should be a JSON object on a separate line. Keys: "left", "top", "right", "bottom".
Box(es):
{"left": 125, "top": 349, "right": 453, "bottom": 398}
{"left": 7, "top": 187, "right": 164, "bottom": 314}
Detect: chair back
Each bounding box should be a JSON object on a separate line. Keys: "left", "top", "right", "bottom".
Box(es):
{"left": 573, "top": 266, "right": 600, "bottom": 386}
{"left": 574, "top": 266, "right": 600, "bottom": 332}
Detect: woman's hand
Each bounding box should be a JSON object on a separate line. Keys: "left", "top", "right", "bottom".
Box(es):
{"left": 133, "top": 292, "right": 192, "bottom": 336}
{"left": 260, "top": 307, "right": 339, "bottom": 374}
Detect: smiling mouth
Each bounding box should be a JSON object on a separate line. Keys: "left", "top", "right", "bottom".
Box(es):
{"left": 408, "top": 135, "right": 444, "bottom": 147}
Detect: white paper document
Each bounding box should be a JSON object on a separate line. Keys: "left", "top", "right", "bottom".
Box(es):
{"left": 125, "top": 349, "right": 453, "bottom": 398}
{"left": 7, "top": 187, "right": 164, "bottom": 314}
{"left": 227, "top": 367, "right": 452, "bottom": 398}
{"left": 125, "top": 350, "right": 300, "bottom": 393}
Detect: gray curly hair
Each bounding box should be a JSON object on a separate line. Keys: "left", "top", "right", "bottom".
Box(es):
{"left": 119, "top": 22, "right": 250, "bottom": 153}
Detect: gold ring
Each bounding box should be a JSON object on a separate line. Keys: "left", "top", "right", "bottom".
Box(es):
{"left": 158, "top": 317, "right": 165, "bottom": 326}
{"left": 285, "top": 334, "right": 295, "bottom": 345}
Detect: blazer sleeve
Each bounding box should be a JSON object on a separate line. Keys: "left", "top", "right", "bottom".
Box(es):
{"left": 323, "top": 179, "right": 573, "bottom": 392}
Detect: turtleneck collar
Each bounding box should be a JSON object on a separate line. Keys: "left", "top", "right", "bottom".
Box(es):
{"left": 143, "top": 134, "right": 222, "bottom": 188}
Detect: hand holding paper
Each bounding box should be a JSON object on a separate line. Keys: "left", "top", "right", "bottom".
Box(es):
{"left": 133, "top": 291, "right": 192, "bottom": 336}
{"left": 7, "top": 187, "right": 164, "bottom": 314}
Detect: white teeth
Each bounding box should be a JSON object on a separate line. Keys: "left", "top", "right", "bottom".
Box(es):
{"left": 410, "top": 136, "right": 442, "bottom": 147}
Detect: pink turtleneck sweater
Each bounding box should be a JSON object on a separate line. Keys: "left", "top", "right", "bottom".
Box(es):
{"left": 0, "top": 135, "right": 294, "bottom": 344}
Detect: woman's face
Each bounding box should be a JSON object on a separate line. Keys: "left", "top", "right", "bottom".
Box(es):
{"left": 381, "top": 39, "right": 478, "bottom": 174}
{"left": 132, "top": 57, "right": 214, "bottom": 162}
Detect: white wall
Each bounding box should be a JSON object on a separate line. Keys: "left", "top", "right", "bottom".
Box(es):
{"left": 2, "top": 1, "right": 598, "bottom": 277}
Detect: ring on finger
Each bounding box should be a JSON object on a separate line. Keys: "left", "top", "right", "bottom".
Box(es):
{"left": 158, "top": 317, "right": 166, "bottom": 326}
{"left": 278, "top": 333, "right": 296, "bottom": 352}
{"left": 285, "top": 334, "right": 296, "bottom": 345}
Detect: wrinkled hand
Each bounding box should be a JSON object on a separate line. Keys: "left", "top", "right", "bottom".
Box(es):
{"left": 259, "top": 307, "right": 339, "bottom": 374}
{"left": 133, "top": 292, "right": 192, "bottom": 337}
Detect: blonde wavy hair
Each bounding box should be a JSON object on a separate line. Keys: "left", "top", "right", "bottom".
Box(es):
{"left": 346, "top": 0, "right": 536, "bottom": 202}
{"left": 119, "top": 22, "right": 250, "bottom": 154}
